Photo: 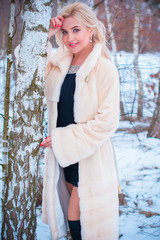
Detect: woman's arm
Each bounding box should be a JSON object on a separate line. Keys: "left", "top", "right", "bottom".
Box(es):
{"left": 49, "top": 16, "right": 64, "bottom": 40}
{"left": 45, "top": 16, "right": 64, "bottom": 78}
{"left": 48, "top": 60, "right": 120, "bottom": 168}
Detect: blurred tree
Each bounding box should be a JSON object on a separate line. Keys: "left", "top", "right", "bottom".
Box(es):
{"left": 104, "top": 0, "right": 118, "bottom": 66}
{"left": 104, "top": 0, "right": 126, "bottom": 119}
{"left": 145, "top": 0, "right": 160, "bottom": 17}
{"left": 57, "top": 0, "right": 68, "bottom": 13}
{"left": 147, "top": 0, "right": 160, "bottom": 138}
{"left": 147, "top": 72, "right": 160, "bottom": 138}
{"left": 1, "top": 0, "right": 53, "bottom": 239}
{"left": 133, "top": 0, "right": 143, "bottom": 120}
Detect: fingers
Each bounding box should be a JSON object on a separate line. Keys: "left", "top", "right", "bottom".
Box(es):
{"left": 40, "top": 136, "right": 52, "bottom": 148}
{"left": 49, "top": 16, "right": 64, "bottom": 39}
{"left": 50, "top": 16, "right": 64, "bottom": 29}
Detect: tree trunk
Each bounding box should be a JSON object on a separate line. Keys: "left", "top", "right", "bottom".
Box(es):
{"left": 133, "top": 0, "right": 143, "bottom": 120}
{"left": 0, "top": 0, "right": 8, "bottom": 87}
{"left": 1, "top": 0, "right": 53, "bottom": 239}
{"left": 104, "top": 0, "right": 126, "bottom": 119}
{"left": 104, "top": 0, "right": 117, "bottom": 65}
{"left": 147, "top": 74, "right": 160, "bottom": 138}
{"left": 57, "top": 0, "right": 68, "bottom": 14}
{"left": 1, "top": 3, "right": 15, "bottom": 236}
{"left": 2, "top": 0, "right": 15, "bottom": 166}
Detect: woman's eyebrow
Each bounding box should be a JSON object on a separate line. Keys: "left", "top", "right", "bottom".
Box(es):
{"left": 61, "top": 25, "right": 80, "bottom": 31}
{"left": 71, "top": 25, "right": 80, "bottom": 29}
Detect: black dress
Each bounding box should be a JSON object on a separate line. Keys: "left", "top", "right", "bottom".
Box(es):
{"left": 56, "top": 71, "right": 79, "bottom": 187}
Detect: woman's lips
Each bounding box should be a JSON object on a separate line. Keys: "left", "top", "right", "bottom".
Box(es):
{"left": 69, "top": 42, "right": 79, "bottom": 48}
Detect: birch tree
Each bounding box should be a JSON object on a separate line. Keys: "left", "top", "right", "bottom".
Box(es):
{"left": 104, "top": 0, "right": 126, "bottom": 119}
{"left": 147, "top": 73, "right": 160, "bottom": 138}
{"left": 57, "top": 0, "right": 68, "bottom": 14}
{"left": 133, "top": 0, "right": 143, "bottom": 120}
{"left": 104, "top": 0, "right": 117, "bottom": 66}
{"left": 2, "top": 0, "right": 15, "bottom": 170}
{"left": 2, "top": 4, "right": 16, "bottom": 235}
{"left": 1, "top": 0, "right": 53, "bottom": 239}
{"left": 0, "top": 0, "right": 7, "bottom": 87}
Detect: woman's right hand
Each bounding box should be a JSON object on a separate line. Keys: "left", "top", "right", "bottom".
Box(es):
{"left": 49, "top": 16, "right": 64, "bottom": 39}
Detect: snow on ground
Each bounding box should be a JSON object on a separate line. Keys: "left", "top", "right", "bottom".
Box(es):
{"left": 115, "top": 122, "right": 160, "bottom": 240}
{"left": 36, "top": 121, "right": 160, "bottom": 240}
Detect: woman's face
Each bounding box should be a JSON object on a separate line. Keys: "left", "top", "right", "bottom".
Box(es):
{"left": 61, "top": 17, "right": 92, "bottom": 54}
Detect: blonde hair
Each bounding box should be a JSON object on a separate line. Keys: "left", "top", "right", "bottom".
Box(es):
{"left": 55, "top": 2, "right": 111, "bottom": 60}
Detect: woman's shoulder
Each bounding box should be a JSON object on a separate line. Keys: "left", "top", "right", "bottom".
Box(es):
{"left": 95, "top": 56, "right": 119, "bottom": 83}
{"left": 96, "top": 56, "right": 118, "bottom": 73}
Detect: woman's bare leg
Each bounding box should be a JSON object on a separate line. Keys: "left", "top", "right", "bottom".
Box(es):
{"left": 66, "top": 182, "right": 81, "bottom": 239}
{"left": 66, "top": 181, "right": 73, "bottom": 195}
{"left": 68, "top": 186, "right": 80, "bottom": 220}
{"left": 65, "top": 181, "right": 80, "bottom": 220}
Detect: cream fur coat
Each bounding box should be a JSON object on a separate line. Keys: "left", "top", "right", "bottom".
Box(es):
{"left": 42, "top": 42, "right": 120, "bottom": 240}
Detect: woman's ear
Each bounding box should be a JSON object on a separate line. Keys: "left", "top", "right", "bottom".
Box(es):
{"left": 89, "top": 28, "right": 94, "bottom": 36}
{"left": 88, "top": 29, "right": 94, "bottom": 42}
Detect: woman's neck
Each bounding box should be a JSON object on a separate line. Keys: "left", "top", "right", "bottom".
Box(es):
{"left": 71, "top": 43, "right": 93, "bottom": 66}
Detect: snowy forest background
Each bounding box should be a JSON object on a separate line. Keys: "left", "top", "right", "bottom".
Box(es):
{"left": 0, "top": 0, "right": 160, "bottom": 239}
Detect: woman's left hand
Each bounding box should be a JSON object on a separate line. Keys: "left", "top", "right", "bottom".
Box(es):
{"left": 40, "top": 136, "right": 52, "bottom": 148}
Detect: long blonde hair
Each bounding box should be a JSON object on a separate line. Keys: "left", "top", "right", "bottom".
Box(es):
{"left": 55, "top": 2, "right": 111, "bottom": 60}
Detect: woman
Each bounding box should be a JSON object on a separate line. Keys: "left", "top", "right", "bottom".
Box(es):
{"left": 40, "top": 2, "right": 120, "bottom": 240}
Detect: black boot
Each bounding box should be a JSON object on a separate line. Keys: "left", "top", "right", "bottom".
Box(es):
{"left": 68, "top": 220, "right": 81, "bottom": 240}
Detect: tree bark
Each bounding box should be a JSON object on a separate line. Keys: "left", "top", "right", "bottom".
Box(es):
{"left": 1, "top": 2, "right": 15, "bottom": 236}
{"left": 1, "top": 0, "right": 53, "bottom": 239}
{"left": 104, "top": 0, "right": 117, "bottom": 65}
{"left": 133, "top": 0, "right": 143, "bottom": 120}
{"left": 104, "top": 0, "right": 126, "bottom": 119}
{"left": 2, "top": 0, "right": 15, "bottom": 165}
{"left": 147, "top": 74, "right": 160, "bottom": 138}
{"left": 57, "top": 0, "right": 68, "bottom": 14}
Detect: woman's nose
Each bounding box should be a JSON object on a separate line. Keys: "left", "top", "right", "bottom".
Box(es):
{"left": 68, "top": 32, "right": 74, "bottom": 42}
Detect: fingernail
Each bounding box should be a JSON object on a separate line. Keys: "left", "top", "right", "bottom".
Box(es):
{"left": 45, "top": 137, "right": 47, "bottom": 139}
{"left": 40, "top": 143, "right": 43, "bottom": 146}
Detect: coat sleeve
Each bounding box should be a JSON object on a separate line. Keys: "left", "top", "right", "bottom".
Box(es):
{"left": 51, "top": 60, "right": 120, "bottom": 168}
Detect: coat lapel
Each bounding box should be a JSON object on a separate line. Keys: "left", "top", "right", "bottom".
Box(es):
{"left": 45, "top": 43, "right": 102, "bottom": 105}
{"left": 76, "top": 43, "right": 102, "bottom": 80}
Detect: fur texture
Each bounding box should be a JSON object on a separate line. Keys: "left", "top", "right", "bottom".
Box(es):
{"left": 42, "top": 42, "right": 120, "bottom": 240}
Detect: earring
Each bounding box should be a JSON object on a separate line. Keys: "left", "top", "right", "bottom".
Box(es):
{"left": 90, "top": 37, "right": 92, "bottom": 43}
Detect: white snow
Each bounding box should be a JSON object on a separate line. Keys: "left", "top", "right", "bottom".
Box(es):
{"left": 114, "top": 124, "right": 160, "bottom": 240}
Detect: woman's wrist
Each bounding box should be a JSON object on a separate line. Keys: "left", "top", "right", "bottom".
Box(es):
{"left": 48, "top": 16, "right": 64, "bottom": 39}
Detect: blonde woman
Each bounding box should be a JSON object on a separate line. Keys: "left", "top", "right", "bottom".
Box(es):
{"left": 40, "top": 2, "right": 120, "bottom": 240}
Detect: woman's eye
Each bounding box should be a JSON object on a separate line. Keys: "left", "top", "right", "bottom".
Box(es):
{"left": 62, "top": 30, "right": 67, "bottom": 35}
{"left": 73, "top": 28, "right": 80, "bottom": 33}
